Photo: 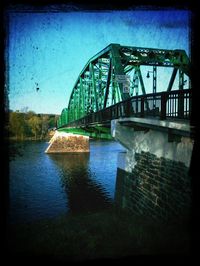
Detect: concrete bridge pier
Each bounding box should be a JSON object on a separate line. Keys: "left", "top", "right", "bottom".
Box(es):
{"left": 111, "top": 117, "right": 194, "bottom": 222}
{"left": 45, "top": 131, "right": 90, "bottom": 153}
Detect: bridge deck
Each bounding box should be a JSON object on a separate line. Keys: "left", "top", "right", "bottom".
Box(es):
{"left": 58, "top": 89, "right": 192, "bottom": 130}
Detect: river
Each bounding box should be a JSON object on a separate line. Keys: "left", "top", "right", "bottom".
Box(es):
{"left": 8, "top": 139, "right": 125, "bottom": 224}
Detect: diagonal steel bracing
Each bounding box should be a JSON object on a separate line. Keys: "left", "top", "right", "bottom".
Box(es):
{"left": 57, "top": 43, "right": 191, "bottom": 129}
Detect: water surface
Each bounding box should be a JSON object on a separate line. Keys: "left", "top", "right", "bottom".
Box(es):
{"left": 9, "top": 139, "right": 125, "bottom": 224}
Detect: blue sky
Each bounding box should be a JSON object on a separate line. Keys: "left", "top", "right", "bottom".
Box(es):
{"left": 6, "top": 9, "right": 191, "bottom": 114}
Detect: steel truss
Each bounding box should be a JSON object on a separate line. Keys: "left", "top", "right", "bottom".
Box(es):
{"left": 58, "top": 43, "right": 191, "bottom": 128}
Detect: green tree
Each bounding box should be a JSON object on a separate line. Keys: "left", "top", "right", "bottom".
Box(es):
{"left": 48, "top": 116, "right": 56, "bottom": 128}
{"left": 9, "top": 110, "right": 57, "bottom": 140}
{"left": 28, "top": 116, "right": 42, "bottom": 140}
{"left": 26, "top": 110, "right": 36, "bottom": 120}
{"left": 9, "top": 111, "right": 27, "bottom": 139}
{"left": 41, "top": 115, "right": 49, "bottom": 139}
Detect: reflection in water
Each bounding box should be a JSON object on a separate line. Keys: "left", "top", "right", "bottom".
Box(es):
{"left": 9, "top": 140, "right": 125, "bottom": 224}
{"left": 9, "top": 141, "right": 68, "bottom": 224}
{"left": 48, "top": 153, "right": 113, "bottom": 214}
{"left": 9, "top": 140, "right": 28, "bottom": 161}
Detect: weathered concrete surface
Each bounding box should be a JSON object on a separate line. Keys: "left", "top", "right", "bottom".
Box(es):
{"left": 45, "top": 131, "right": 89, "bottom": 153}
{"left": 111, "top": 118, "right": 194, "bottom": 169}
{"left": 112, "top": 118, "right": 194, "bottom": 221}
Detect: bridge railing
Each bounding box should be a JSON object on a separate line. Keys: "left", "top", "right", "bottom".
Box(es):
{"left": 61, "top": 89, "right": 191, "bottom": 128}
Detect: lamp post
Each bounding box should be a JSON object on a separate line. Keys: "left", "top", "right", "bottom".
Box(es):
{"left": 147, "top": 66, "right": 157, "bottom": 109}
{"left": 146, "top": 71, "right": 153, "bottom": 78}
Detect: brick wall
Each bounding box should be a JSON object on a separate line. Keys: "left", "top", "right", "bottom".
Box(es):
{"left": 115, "top": 151, "right": 192, "bottom": 221}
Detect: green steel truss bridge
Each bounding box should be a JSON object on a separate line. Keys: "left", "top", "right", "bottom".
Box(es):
{"left": 57, "top": 43, "right": 192, "bottom": 139}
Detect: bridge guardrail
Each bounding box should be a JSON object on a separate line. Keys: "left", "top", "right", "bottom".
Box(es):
{"left": 60, "top": 89, "right": 192, "bottom": 128}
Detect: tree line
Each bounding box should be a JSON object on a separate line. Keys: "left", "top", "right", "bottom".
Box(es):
{"left": 8, "top": 110, "right": 59, "bottom": 140}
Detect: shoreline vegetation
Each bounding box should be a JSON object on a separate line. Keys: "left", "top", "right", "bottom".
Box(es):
{"left": 6, "top": 207, "right": 192, "bottom": 262}
{"left": 6, "top": 109, "right": 59, "bottom": 141}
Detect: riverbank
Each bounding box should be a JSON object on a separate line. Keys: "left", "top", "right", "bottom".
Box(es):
{"left": 8, "top": 132, "right": 53, "bottom": 141}
{"left": 6, "top": 208, "right": 192, "bottom": 262}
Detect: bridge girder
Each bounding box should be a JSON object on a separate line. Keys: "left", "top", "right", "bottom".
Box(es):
{"left": 58, "top": 43, "right": 191, "bottom": 128}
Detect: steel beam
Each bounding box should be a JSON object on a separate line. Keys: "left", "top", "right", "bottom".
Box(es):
{"left": 58, "top": 44, "right": 191, "bottom": 129}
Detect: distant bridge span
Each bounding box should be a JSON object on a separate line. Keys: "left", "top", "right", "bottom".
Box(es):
{"left": 57, "top": 43, "right": 192, "bottom": 138}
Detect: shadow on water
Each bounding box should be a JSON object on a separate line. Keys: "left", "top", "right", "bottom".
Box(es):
{"left": 9, "top": 140, "right": 24, "bottom": 161}
{"left": 6, "top": 141, "right": 192, "bottom": 260}
{"left": 48, "top": 153, "right": 113, "bottom": 214}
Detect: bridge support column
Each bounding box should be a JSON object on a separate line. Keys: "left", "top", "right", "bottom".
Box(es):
{"left": 112, "top": 118, "right": 194, "bottom": 222}
{"left": 45, "top": 131, "right": 89, "bottom": 153}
